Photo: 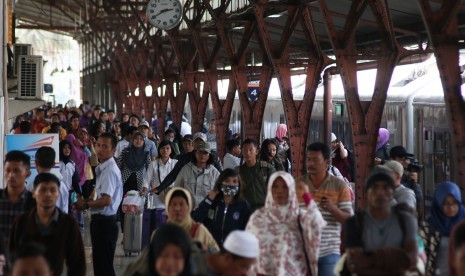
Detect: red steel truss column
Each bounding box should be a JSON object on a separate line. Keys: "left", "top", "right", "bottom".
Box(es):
{"left": 419, "top": 0, "right": 465, "bottom": 197}
{"left": 167, "top": 29, "right": 204, "bottom": 133}
{"left": 253, "top": 1, "right": 329, "bottom": 176}
{"left": 216, "top": 19, "right": 272, "bottom": 142}
{"left": 111, "top": 81, "right": 123, "bottom": 116}
{"left": 149, "top": 78, "right": 170, "bottom": 140}
{"left": 164, "top": 77, "right": 185, "bottom": 130}
{"left": 207, "top": 73, "right": 237, "bottom": 159}
{"left": 117, "top": 78, "right": 131, "bottom": 115}
{"left": 318, "top": 0, "right": 400, "bottom": 209}
{"left": 186, "top": 3, "right": 232, "bottom": 152}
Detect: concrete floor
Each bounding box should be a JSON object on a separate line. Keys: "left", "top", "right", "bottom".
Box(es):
{"left": 82, "top": 212, "right": 137, "bottom": 276}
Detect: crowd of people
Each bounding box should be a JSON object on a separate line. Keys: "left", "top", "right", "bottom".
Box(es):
{"left": 2, "top": 103, "right": 465, "bottom": 275}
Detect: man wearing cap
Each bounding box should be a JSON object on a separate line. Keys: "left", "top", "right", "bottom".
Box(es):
{"left": 330, "top": 133, "right": 354, "bottom": 182}
{"left": 138, "top": 120, "right": 158, "bottom": 160}
{"left": 182, "top": 134, "right": 194, "bottom": 154}
{"left": 380, "top": 160, "right": 416, "bottom": 211}
{"left": 174, "top": 141, "right": 220, "bottom": 209}
{"left": 390, "top": 146, "right": 423, "bottom": 210}
{"left": 343, "top": 168, "right": 418, "bottom": 275}
{"left": 205, "top": 230, "right": 259, "bottom": 276}
{"left": 154, "top": 132, "right": 223, "bottom": 195}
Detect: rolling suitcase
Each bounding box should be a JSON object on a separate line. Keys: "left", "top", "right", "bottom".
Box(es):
{"left": 123, "top": 212, "right": 143, "bottom": 256}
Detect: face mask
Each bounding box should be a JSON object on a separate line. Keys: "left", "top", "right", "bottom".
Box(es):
{"left": 221, "top": 184, "right": 239, "bottom": 197}
{"left": 168, "top": 137, "right": 174, "bottom": 142}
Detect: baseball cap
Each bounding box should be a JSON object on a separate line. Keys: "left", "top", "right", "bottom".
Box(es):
{"left": 182, "top": 134, "right": 193, "bottom": 142}
{"left": 390, "top": 146, "right": 414, "bottom": 159}
{"left": 365, "top": 167, "right": 395, "bottom": 191}
{"left": 195, "top": 141, "right": 211, "bottom": 154}
{"left": 138, "top": 121, "right": 150, "bottom": 128}
{"left": 193, "top": 132, "right": 207, "bottom": 142}
{"left": 379, "top": 160, "right": 404, "bottom": 176}
{"left": 223, "top": 231, "right": 260, "bottom": 258}
{"left": 331, "top": 133, "right": 337, "bottom": 142}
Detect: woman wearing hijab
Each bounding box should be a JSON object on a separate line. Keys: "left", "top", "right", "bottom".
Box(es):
{"left": 79, "top": 110, "right": 92, "bottom": 131}
{"left": 246, "top": 171, "right": 326, "bottom": 276}
{"left": 59, "top": 140, "right": 82, "bottom": 197}
{"left": 260, "top": 139, "right": 285, "bottom": 171}
{"left": 423, "top": 182, "right": 465, "bottom": 275}
{"left": 59, "top": 140, "right": 83, "bottom": 228}
{"left": 164, "top": 187, "right": 219, "bottom": 253}
{"left": 374, "top": 128, "right": 391, "bottom": 165}
{"left": 64, "top": 134, "right": 88, "bottom": 187}
{"left": 117, "top": 131, "right": 151, "bottom": 230}
{"left": 275, "top": 124, "right": 291, "bottom": 172}
{"left": 192, "top": 168, "right": 252, "bottom": 246}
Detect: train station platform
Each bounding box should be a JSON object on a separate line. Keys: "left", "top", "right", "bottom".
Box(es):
{"left": 82, "top": 212, "right": 133, "bottom": 276}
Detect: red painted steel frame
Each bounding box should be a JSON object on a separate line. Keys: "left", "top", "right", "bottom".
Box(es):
{"left": 419, "top": 0, "right": 465, "bottom": 199}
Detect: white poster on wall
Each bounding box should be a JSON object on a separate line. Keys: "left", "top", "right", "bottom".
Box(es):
{"left": 5, "top": 134, "right": 60, "bottom": 187}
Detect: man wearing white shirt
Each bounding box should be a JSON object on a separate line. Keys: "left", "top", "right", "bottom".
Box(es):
{"left": 114, "top": 126, "right": 137, "bottom": 158}
{"left": 75, "top": 133, "right": 123, "bottom": 276}
{"left": 223, "top": 139, "right": 241, "bottom": 170}
{"left": 34, "top": 147, "right": 69, "bottom": 214}
{"left": 138, "top": 121, "right": 158, "bottom": 160}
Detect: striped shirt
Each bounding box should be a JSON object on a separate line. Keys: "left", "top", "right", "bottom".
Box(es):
{"left": 298, "top": 173, "right": 353, "bottom": 257}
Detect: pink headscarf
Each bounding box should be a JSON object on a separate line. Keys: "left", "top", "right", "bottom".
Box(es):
{"left": 64, "top": 134, "right": 88, "bottom": 186}
{"left": 276, "top": 124, "right": 287, "bottom": 142}
{"left": 376, "top": 128, "right": 390, "bottom": 151}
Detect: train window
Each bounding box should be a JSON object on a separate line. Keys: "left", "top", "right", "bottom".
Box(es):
{"left": 335, "top": 103, "right": 343, "bottom": 117}
{"left": 280, "top": 114, "right": 285, "bottom": 124}
{"left": 230, "top": 110, "right": 236, "bottom": 124}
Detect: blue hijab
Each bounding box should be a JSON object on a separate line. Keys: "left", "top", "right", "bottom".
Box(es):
{"left": 428, "top": 182, "right": 465, "bottom": 237}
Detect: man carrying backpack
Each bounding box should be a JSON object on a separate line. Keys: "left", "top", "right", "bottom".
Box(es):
{"left": 343, "top": 167, "right": 418, "bottom": 275}
{"left": 330, "top": 133, "right": 354, "bottom": 182}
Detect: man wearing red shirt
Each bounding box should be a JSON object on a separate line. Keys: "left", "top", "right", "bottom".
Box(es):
{"left": 31, "top": 109, "right": 49, "bottom": 134}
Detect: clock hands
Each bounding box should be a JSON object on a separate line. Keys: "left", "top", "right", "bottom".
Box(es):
{"left": 153, "top": 8, "right": 173, "bottom": 19}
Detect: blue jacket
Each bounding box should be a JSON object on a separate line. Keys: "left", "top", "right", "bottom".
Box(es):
{"left": 192, "top": 196, "right": 252, "bottom": 246}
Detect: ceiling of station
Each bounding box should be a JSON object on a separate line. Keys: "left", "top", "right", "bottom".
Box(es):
{"left": 11, "top": 0, "right": 465, "bottom": 73}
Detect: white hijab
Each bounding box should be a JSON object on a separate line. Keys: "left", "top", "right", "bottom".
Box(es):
{"left": 246, "top": 171, "right": 326, "bottom": 276}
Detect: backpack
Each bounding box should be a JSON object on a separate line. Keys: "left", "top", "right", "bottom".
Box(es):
{"left": 339, "top": 204, "right": 412, "bottom": 275}
{"left": 344, "top": 149, "right": 356, "bottom": 182}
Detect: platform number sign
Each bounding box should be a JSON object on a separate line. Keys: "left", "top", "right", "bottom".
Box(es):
{"left": 147, "top": 0, "right": 183, "bottom": 30}
{"left": 44, "top": 84, "right": 53, "bottom": 93}
{"left": 248, "top": 81, "right": 260, "bottom": 101}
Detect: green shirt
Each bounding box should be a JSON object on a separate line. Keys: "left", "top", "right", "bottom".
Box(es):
{"left": 238, "top": 161, "right": 275, "bottom": 211}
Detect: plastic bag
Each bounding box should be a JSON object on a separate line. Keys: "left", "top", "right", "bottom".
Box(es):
{"left": 122, "top": 190, "right": 144, "bottom": 213}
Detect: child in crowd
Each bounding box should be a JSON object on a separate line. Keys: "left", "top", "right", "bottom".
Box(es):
{"left": 295, "top": 180, "right": 312, "bottom": 209}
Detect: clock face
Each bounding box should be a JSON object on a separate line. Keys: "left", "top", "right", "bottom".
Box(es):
{"left": 147, "top": 0, "right": 183, "bottom": 30}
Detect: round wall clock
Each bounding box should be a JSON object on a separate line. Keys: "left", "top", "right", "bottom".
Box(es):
{"left": 147, "top": 0, "right": 183, "bottom": 30}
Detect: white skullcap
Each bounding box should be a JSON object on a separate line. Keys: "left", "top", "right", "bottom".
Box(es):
{"left": 331, "top": 133, "right": 337, "bottom": 142}
{"left": 223, "top": 231, "right": 259, "bottom": 258}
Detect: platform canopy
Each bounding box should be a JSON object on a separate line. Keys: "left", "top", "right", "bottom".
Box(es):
{"left": 11, "top": 0, "right": 465, "bottom": 73}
